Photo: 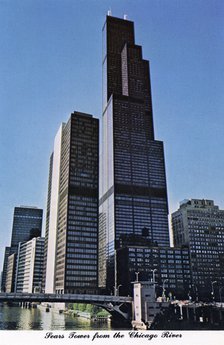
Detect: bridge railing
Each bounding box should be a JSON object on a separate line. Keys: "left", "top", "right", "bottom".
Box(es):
{"left": 0, "top": 292, "right": 132, "bottom": 304}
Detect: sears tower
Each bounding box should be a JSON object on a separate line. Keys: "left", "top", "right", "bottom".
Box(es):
{"left": 99, "top": 15, "right": 170, "bottom": 291}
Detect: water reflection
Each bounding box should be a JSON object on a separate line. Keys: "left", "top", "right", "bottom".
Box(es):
{"left": 0, "top": 305, "right": 111, "bottom": 330}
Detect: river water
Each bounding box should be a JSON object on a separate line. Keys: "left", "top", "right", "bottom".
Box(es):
{"left": 0, "top": 304, "right": 112, "bottom": 330}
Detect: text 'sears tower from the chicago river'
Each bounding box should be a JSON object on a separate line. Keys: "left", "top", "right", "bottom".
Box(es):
{"left": 99, "top": 15, "right": 170, "bottom": 293}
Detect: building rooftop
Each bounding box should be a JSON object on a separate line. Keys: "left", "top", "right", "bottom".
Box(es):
{"left": 179, "top": 199, "right": 217, "bottom": 209}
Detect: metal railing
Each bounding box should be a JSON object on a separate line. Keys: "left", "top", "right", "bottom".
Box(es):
{"left": 0, "top": 292, "right": 132, "bottom": 304}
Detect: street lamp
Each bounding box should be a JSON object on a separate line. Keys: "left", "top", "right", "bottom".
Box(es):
{"left": 113, "top": 286, "right": 117, "bottom": 296}
{"left": 135, "top": 271, "right": 139, "bottom": 282}
{"left": 194, "top": 284, "right": 199, "bottom": 302}
{"left": 151, "top": 269, "right": 157, "bottom": 283}
{"left": 191, "top": 282, "right": 199, "bottom": 302}
{"left": 117, "top": 284, "right": 122, "bottom": 296}
{"left": 162, "top": 279, "right": 168, "bottom": 300}
{"left": 113, "top": 284, "right": 122, "bottom": 296}
{"left": 211, "top": 281, "right": 217, "bottom": 302}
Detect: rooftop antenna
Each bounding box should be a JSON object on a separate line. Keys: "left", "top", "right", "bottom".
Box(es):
{"left": 124, "top": 14, "right": 128, "bottom": 20}
{"left": 108, "top": 9, "right": 112, "bottom": 16}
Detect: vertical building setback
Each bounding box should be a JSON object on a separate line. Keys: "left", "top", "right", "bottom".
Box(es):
{"left": 99, "top": 15, "right": 169, "bottom": 292}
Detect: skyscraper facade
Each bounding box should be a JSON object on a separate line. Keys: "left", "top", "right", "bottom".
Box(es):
{"left": 99, "top": 15, "right": 169, "bottom": 292}
{"left": 10, "top": 206, "right": 43, "bottom": 250}
{"left": 44, "top": 112, "right": 99, "bottom": 294}
{"left": 5, "top": 253, "right": 16, "bottom": 293}
{"left": 117, "top": 245, "right": 191, "bottom": 298}
{"left": 1, "top": 247, "right": 12, "bottom": 292}
{"left": 172, "top": 199, "right": 224, "bottom": 298}
{"left": 42, "top": 153, "right": 53, "bottom": 292}
{"left": 15, "top": 237, "right": 45, "bottom": 293}
{"left": 1, "top": 206, "right": 43, "bottom": 292}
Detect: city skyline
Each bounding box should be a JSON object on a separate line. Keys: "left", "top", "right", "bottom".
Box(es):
{"left": 0, "top": 0, "right": 223, "bottom": 272}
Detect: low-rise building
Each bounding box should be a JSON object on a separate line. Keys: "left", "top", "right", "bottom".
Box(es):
{"left": 5, "top": 253, "right": 16, "bottom": 292}
{"left": 117, "top": 244, "right": 191, "bottom": 299}
{"left": 1, "top": 247, "right": 12, "bottom": 292}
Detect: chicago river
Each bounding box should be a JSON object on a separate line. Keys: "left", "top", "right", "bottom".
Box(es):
{"left": 0, "top": 304, "right": 111, "bottom": 330}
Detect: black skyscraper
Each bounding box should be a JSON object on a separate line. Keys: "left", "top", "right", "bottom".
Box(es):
{"left": 10, "top": 206, "right": 43, "bottom": 250}
{"left": 43, "top": 112, "right": 99, "bottom": 294}
{"left": 99, "top": 15, "right": 169, "bottom": 292}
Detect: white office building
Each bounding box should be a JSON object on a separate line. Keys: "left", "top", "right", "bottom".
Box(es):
{"left": 15, "top": 237, "right": 44, "bottom": 293}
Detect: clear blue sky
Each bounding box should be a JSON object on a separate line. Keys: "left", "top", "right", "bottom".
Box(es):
{"left": 0, "top": 0, "right": 223, "bottom": 270}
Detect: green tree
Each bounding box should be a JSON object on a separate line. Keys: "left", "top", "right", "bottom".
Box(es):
{"left": 86, "top": 304, "right": 93, "bottom": 314}
{"left": 78, "top": 303, "right": 87, "bottom": 312}
{"left": 96, "top": 309, "right": 110, "bottom": 317}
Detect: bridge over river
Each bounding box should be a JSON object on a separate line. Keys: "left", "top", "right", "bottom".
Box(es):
{"left": 0, "top": 281, "right": 161, "bottom": 329}
{"left": 0, "top": 292, "right": 133, "bottom": 324}
{"left": 0, "top": 292, "right": 132, "bottom": 304}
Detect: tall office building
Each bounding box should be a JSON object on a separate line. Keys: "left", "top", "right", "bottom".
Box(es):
{"left": 1, "top": 206, "right": 43, "bottom": 292}
{"left": 10, "top": 206, "right": 43, "bottom": 250}
{"left": 172, "top": 199, "right": 224, "bottom": 298}
{"left": 15, "top": 237, "right": 45, "bottom": 293}
{"left": 5, "top": 253, "right": 16, "bottom": 293}
{"left": 44, "top": 111, "right": 99, "bottom": 294}
{"left": 99, "top": 15, "right": 169, "bottom": 291}
{"left": 1, "top": 247, "right": 12, "bottom": 292}
{"left": 42, "top": 153, "right": 53, "bottom": 292}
